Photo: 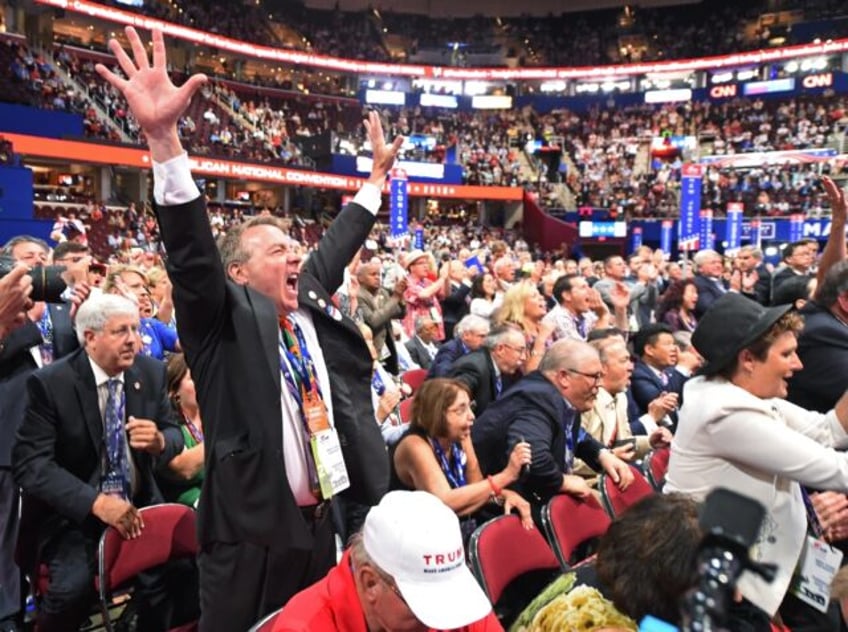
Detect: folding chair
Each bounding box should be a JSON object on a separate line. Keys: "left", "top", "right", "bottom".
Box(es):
{"left": 540, "top": 494, "right": 611, "bottom": 570}
{"left": 598, "top": 465, "right": 655, "bottom": 518}
{"left": 643, "top": 447, "right": 670, "bottom": 491}
{"left": 400, "top": 368, "right": 428, "bottom": 394}
{"left": 97, "top": 503, "right": 199, "bottom": 632}
{"left": 248, "top": 606, "right": 284, "bottom": 632}
{"left": 468, "top": 514, "right": 560, "bottom": 605}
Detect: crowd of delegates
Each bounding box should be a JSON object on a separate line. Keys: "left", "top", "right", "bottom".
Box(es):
{"left": 8, "top": 26, "right": 848, "bottom": 632}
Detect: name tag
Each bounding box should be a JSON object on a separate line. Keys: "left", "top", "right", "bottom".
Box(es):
{"left": 303, "top": 391, "right": 331, "bottom": 435}
{"left": 790, "top": 535, "right": 843, "bottom": 613}
{"left": 311, "top": 428, "right": 350, "bottom": 499}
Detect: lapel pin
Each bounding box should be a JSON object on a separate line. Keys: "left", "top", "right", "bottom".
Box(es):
{"left": 318, "top": 298, "right": 327, "bottom": 309}
{"left": 133, "top": 382, "right": 141, "bottom": 391}
{"left": 308, "top": 290, "right": 318, "bottom": 300}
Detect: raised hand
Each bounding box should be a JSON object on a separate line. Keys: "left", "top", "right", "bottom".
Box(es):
{"left": 363, "top": 111, "right": 403, "bottom": 186}
{"left": 95, "top": 27, "right": 207, "bottom": 161}
{"left": 823, "top": 176, "right": 847, "bottom": 224}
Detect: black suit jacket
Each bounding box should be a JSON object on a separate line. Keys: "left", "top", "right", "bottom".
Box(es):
{"left": 630, "top": 360, "right": 686, "bottom": 430}
{"left": 694, "top": 274, "right": 727, "bottom": 319}
{"left": 788, "top": 302, "right": 848, "bottom": 412}
{"left": 440, "top": 281, "right": 471, "bottom": 339}
{"left": 405, "top": 336, "right": 436, "bottom": 370}
{"left": 0, "top": 303, "right": 78, "bottom": 467}
{"left": 12, "top": 350, "right": 182, "bottom": 543}
{"left": 472, "top": 371, "right": 605, "bottom": 503}
{"left": 156, "top": 197, "right": 388, "bottom": 553}
{"left": 428, "top": 338, "right": 468, "bottom": 378}
{"left": 448, "top": 349, "right": 515, "bottom": 417}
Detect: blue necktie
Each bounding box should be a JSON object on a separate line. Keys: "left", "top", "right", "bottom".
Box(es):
{"left": 563, "top": 407, "right": 575, "bottom": 472}
{"left": 36, "top": 309, "right": 54, "bottom": 365}
{"left": 102, "top": 379, "right": 130, "bottom": 500}
{"left": 494, "top": 374, "right": 503, "bottom": 398}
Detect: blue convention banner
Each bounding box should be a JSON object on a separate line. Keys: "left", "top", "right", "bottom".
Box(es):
{"left": 726, "top": 203, "right": 743, "bottom": 251}
{"left": 789, "top": 214, "right": 804, "bottom": 243}
{"left": 660, "top": 220, "right": 673, "bottom": 254}
{"left": 749, "top": 219, "right": 762, "bottom": 248}
{"left": 390, "top": 168, "right": 409, "bottom": 238}
{"left": 631, "top": 226, "right": 643, "bottom": 253}
{"left": 414, "top": 227, "right": 424, "bottom": 249}
{"left": 699, "top": 209, "right": 714, "bottom": 250}
{"left": 679, "top": 163, "right": 702, "bottom": 251}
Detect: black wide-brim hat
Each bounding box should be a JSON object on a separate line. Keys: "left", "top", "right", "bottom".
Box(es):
{"left": 692, "top": 293, "right": 794, "bottom": 376}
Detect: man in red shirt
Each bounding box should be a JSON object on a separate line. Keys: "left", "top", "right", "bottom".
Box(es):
{"left": 274, "top": 491, "right": 502, "bottom": 632}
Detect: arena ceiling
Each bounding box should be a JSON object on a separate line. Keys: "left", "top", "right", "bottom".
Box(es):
{"left": 302, "top": 0, "right": 701, "bottom": 18}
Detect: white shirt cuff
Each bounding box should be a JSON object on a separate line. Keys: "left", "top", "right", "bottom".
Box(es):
{"left": 638, "top": 414, "right": 659, "bottom": 434}
{"left": 352, "top": 182, "right": 383, "bottom": 215}
{"left": 152, "top": 152, "right": 201, "bottom": 206}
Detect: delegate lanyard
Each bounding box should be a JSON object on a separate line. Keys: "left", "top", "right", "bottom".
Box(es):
{"left": 372, "top": 369, "right": 386, "bottom": 396}
{"left": 431, "top": 438, "right": 467, "bottom": 489}
{"left": 184, "top": 415, "right": 204, "bottom": 444}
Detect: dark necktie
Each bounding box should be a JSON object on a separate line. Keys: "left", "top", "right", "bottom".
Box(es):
{"left": 102, "top": 379, "right": 130, "bottom": 500}
{"left": 562, "top": 407, "right": 575, "bottom": 472}
{"left": 494, "top": 374, "right": 503, "bottom": 398}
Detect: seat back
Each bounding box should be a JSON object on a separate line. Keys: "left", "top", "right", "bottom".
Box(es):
{"left": 599, "top": 465, "right": 655, "bottom": 518}
{"left": 248, "top": 607, "right": 284, "bottom": 632}
{"left": 643, "top": 447, "right": 670, "bottom": 491}
{"left": 468, "top": 514, "right": 559, "bottom": 604}
{"left": 399, "top": 397, "right": 414, "bottom": 424}
{"left": 401, "top": 368, "right": 428, "bottom": 393}
{"left": 540, "top": 494, "right": 611, "bottom": 570}
{"left": 97, "top": 503, "right": 198, "bottom": 600}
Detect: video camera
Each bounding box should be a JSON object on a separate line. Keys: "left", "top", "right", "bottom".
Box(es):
{"left": 0, "top": 256, "right": 67, "bottom": 303}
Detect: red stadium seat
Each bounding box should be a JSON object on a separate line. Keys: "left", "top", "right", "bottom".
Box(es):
{"left": 248, "top": 606, "right": 283, "bottom": 632}
{"left": 468, "top": 514, "right": 560, "bottom": 605}
{"left": 401, "top": 368, "right": 428, "bottom": 394}
{"left": 97, "top": 503, "right": 199, "bottom": 632}
{"left": 540, "top": 493, "right": 611, "bottom": 570}
{"left": 598, "top": 465, "right": 655, "bottom": 518}
{"left": 643, "top": 447, "right": 670, "bottom": 491}
{"left": 398, "top": 397, "right": 414, "bottom": 424}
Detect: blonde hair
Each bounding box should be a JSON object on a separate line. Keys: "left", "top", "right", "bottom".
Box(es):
{"left": 494, "top": 280, "right": 538, "bottom": 328}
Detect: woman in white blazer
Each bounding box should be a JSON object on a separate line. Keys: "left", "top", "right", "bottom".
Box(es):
{"left": 666, "top": 292, "right": 848, "bottom": 629}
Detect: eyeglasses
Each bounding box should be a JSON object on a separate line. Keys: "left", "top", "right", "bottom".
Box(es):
{"left": 447, "top": 401, "right": 476, "bottom": 415}
{"left": 566, "top": 368, "right": 604, "bottom": 383}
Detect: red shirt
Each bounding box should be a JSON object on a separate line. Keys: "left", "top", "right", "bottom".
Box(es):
{"left": 273, "top": 550, "right": 503, "bottom": 632}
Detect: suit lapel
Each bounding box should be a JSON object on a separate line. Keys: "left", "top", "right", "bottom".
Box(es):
{"left": 298, "top": 274, "right": 361, "bottom": 338}
{"left": 250, "top": 289, "right": 284, "bottom": 391}
{"left": 72, "top": 351, "right": 105, "bottom": 452}
{"left": 124, "top": 364, "right": 143, "bottom": 421}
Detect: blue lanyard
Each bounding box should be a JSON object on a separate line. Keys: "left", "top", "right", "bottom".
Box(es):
{"left": 184, "top": 415, "right": 204, "bottom": 443}
{"left": 431, "top": 438, "right": 467, "bottom": 489}
{"left": 372, "top": 369, "right": 386, "bottom": 396}
{"left": 281, "top": 318, "right": 322, "bottom": 397}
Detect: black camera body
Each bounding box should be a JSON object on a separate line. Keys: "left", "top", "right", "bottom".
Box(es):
{"left": 0, "top": 256, "right": 67, "bottom": 303}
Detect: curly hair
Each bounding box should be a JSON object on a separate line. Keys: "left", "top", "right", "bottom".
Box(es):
{"left": 493, "top": 280, "right": 538, "bottom": 328}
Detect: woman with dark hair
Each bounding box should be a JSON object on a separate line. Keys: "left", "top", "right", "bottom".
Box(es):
{"left": 391, "top": 378, "right": 533, "bottom": 539}
{"left": 469, "top": 272, "right": 499, "bottom": 321}
{"left": 666, "top": 292, "right": 848, "bottom": 629}
{"left": 160, "top": 353, "right": 205, "bottom": 507}
{"left": 656, "top": 279, "right": 699, "bottom": 333}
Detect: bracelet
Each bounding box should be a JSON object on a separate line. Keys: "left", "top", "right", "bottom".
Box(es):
{"left": 487, "top": 475, "right": 503, "bottom": 496}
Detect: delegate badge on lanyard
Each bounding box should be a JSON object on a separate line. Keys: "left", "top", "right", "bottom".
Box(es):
{"left": 790, "top": 535, "right": 843, "bottom": 613}
{"left": 311, "top": 428, "right": 350, "bottom": 498}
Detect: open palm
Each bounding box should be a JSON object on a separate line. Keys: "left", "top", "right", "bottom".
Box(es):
{"left": 95, "top": 27, "right": 206, "bottom": 143}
